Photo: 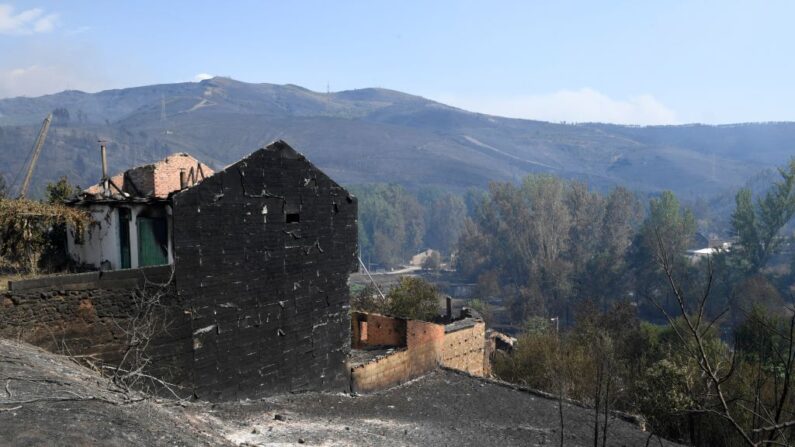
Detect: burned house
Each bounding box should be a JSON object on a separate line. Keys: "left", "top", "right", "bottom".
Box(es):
{"left": 171, "top": 140, "right": 358, "bottom": 399}
{"left": 67, "top": 151, "right": 213, "bottom": 270}
{"left": 6, "top": 140, "right": 358, "bottom": 400}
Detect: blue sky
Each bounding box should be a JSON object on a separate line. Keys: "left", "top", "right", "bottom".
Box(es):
{"left": 0, "top": 1, "right": 793, "bottom": 124}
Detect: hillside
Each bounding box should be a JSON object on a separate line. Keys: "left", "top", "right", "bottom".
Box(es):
{"left": 0, "top": 77, "right": 792, "bottom": 198}
{"left": 0, "top": 339, "right": 678, "bottom": 446}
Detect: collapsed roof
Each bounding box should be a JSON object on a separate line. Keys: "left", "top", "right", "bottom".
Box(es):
{"left": 81, "top": 153, "right": 214, "bottom": 202}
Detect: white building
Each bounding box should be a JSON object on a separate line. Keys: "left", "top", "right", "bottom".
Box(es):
{"left": 66, "top": 153, "right": 213, "bottom": 270}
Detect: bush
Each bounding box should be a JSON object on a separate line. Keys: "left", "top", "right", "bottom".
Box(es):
{"left": 386, "top": 277, "right": 440, "bottom": 320}
{"left": 350, "top": 283, "right": 388, "bottom": 314}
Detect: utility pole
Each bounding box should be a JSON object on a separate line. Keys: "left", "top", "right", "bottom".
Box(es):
{"left": 18, "top": 113, "right": 52, "bottom": 199}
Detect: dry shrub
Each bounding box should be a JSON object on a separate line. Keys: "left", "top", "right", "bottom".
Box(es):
{"left": 0, "top": 198, "right": 88, "bottom": 273}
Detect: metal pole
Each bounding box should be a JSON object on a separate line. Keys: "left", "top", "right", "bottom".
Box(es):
{"left": 358, "top": 256, "right": 386, "bottom": 300}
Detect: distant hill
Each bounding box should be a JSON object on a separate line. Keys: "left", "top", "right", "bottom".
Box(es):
{"left": 0, "top": 76, "right": 792, "bottom": 198}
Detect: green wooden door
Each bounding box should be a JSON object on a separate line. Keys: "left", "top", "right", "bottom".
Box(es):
{"left": 137, "top": 217, "right": 168, "bottom": 267}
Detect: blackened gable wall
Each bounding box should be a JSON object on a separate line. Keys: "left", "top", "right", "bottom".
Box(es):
{"left": 171, "top": 140, "right": 358, "bottom": 400}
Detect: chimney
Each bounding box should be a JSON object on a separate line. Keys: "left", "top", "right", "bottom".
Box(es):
{"left": 100, "top": 141, "right": 108, "bottom": 179}
{"left": 179, "top": 169, "right": 187, "bottom": 189}
{"left": 446, "top": 296, "right": 452, "bottom": 321}
{"left": 99, "top": 140, "right": 109, "bottom": 196}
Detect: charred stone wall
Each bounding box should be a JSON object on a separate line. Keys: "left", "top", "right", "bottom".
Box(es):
{"left": 0, "top": 266, "right": 193, "bottom": 390}
{"left": 172, "top": 141, "right": 358, "bottom": 400}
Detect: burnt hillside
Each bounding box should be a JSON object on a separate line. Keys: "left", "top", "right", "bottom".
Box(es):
{"left": 0, "top": 339, "right": 679, "bottom": 446}
{"left": 1, "top": 76, "right": 793, "bottom": 198}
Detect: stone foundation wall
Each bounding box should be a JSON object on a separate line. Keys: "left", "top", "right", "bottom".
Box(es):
{"left": 0, "top": 266, "right": 193, "bottom": 391}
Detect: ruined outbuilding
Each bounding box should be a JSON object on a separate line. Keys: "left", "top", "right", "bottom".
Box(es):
{"left": 349, "top": 310, "right": 489, "bottom": 393}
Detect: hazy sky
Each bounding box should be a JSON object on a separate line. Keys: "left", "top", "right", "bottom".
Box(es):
{"left": 0, "top": 1, "right": 793, "bottom": 124}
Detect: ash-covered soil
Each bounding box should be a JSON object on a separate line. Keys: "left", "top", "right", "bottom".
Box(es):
{"left": 0, "top": 339, "right": 679, "bottom": 446}
{"left": 193, "top": 371, "right": 681, "bottom": 447}
{"left": 0, "top": 339, "right": 228, "bottom": 447}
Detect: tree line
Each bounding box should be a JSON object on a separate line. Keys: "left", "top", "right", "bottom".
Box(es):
{"left": 475, "top": 159, "right": 795, "bottom": 446}
{"left": 351, "top": 184, "right": 477, "bottom": 268}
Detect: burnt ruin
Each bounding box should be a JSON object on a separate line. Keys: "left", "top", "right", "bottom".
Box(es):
{"left": 172, "top": 140, "right": 358, "bottom": 399}
{"left": 2, "top": 140, "right": 358, "bottom": 401}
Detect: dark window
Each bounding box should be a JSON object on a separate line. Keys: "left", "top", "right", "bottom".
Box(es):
{"left": 118, "top": 208, "right": 131, "bottom": 269}
{"left": 286, "top": 213, "right": 300, "bottom": 223}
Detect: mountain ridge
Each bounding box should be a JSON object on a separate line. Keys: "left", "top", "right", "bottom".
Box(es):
{"left": 0, "top": 77, "right": 792, "bottom": 198}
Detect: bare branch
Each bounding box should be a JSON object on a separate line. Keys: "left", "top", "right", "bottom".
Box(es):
{"left": 753, "top": 420, "right": 795, "bottom": 434}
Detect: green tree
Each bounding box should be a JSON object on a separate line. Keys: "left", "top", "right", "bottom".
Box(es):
{"left": 463, "top": 187, "right": 488, "bottom": 216}
{"left": 456, "top": 175, "right": 643, "bottom": 323}
{"left": 585, "top": 187, "right": 641, "bottom": 307}
{"left": 45, "top": 176, "right": 77, "bottom": 204}
{"left": 386, "top": 276, "right": 440, "bottom": 320}
{"left": 731, "top": 158, "right": 795, "bottom": 273}
{"left": 629, "top": 191, "right": 696, "bottom": 313}
{"left": 350, "top": 283, "right": 388, "bottom": 314}
{"left": 353, "top": 184, "right": 426, "bottom": 268}
{"left": 639, "top": 191, "right": 696, "bottom": 261}
{"left": 424, "top": 193, "right": 466, "bottom": 254}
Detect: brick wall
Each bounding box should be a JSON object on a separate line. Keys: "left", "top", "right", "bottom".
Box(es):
{"left": 350, "top": 350, "right": 411, "bottom": 393}
{"left": 351, "top": 312, "right": 406, "bottom": 349}
{"left": 151, "top": 153, "right": 214, "bottom": 198}
{"left": 406, "top": 320, "right": 445, "bottom": 374}
{"left": 350, "top": 316, "right": 445, "bottom": 393}
{"left": 441, "top": 321, "right": 487, "bottom": 376}
{"left": 87, "top": 153, "right": 215, "bottom": 198}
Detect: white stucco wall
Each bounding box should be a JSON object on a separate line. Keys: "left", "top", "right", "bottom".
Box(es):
{"left": 67, "top": 203, "right": 174, "bottom": 270}
{"left": 67, "top": 205, "right": 121, "bottom": 270}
